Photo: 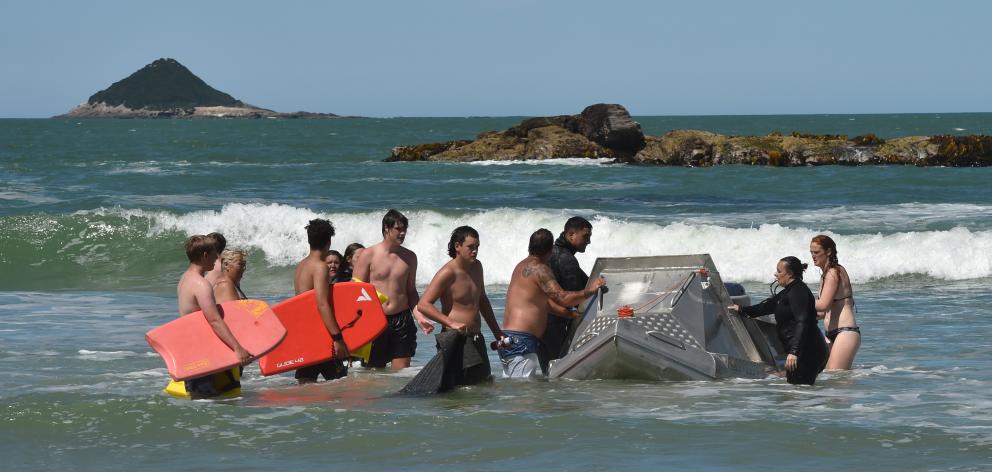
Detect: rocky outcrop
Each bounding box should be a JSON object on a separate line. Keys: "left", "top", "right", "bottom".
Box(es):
{"left": 57, "top": 58, "right": 342, "bottom": 119}
{"left": 631, "top": 131, "right": 992, "bottom": 167}
{"left": 387, "top": 104, "right": 636, "bottom": 162}
{"left": 388, "top": 105, "right": 992, "bottom": 166}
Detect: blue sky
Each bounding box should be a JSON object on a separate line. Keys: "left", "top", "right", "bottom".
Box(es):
{"left": 2, "top": 0, "right": 989, "bottom": 117}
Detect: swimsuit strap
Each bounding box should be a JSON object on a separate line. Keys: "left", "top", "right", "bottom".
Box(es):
{"left": 236, "top": 285, "right": 247, "bottom": 300}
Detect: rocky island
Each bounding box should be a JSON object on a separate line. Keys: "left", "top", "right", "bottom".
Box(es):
{"left": 57, "top": 58, "right": 342, "bottom": 119}
{"left": 387, "top": 104, "right": 992, "bottom": 167}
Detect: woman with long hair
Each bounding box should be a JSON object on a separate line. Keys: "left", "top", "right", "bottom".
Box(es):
{"left": 810, "top": 235, "right": 861, "bottom": 369}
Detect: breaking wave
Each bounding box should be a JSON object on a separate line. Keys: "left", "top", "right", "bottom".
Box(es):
{"left": 1, "top": 203, "right": 990, "bottom": 290}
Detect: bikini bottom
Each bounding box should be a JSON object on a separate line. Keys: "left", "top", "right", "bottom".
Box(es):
{"left": 825, "top": 326, "right": 861, "bottom": 343}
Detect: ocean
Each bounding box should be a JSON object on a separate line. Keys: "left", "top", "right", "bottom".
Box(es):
{"left": 1, "top": 115, "right": 990, "bottom": 470}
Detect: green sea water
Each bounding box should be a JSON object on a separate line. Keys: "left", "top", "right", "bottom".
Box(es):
{"left": 1, "top": 115, "right": 991, "bottom": 470}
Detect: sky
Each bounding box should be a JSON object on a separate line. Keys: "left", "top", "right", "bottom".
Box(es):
{"left": 1, "top": 0, "right": 990, "bottom": 118}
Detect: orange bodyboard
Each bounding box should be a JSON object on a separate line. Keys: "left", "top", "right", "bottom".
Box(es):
{"left": 146, "top": 299, "right": 287, "bottom": 381}
{"left": 259, "top": 282, "right": 388, "bottom": 376}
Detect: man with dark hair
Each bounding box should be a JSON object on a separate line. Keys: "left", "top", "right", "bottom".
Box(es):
{"left": 498, "top": 228, "right": 605, "bottom": 378}
{"left": 177, "top": 234, "right": 250, "bottom": 398}
{"left": 540, "top": 216, "right": 594, "bottom": 371}
{"left": 204, "top": 232, "right": 228, "bottom": 286}
{"left": 293, "top": 218, "right": 349, "bottom": 383}
{"left": 409, "top": 226, "right": 505, "bottom": 391}
{"left": 354, "top": 209, "right": 431, "bottom": 369}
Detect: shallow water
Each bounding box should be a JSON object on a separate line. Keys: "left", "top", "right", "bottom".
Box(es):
{"left": 2, "top": 117, "right": 991, "bottom": 470}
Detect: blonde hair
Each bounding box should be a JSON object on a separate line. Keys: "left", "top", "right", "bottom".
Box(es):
{"left": 220, "top": 249, "right": 248, "bottom": 271}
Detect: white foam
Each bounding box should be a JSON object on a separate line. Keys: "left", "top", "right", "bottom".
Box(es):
{"left": 463, "top": 158, "right": 615, "bottom": 166}
{"left": 77, "top": 349, "right": 139, "bottom": 361}
{"left": 89, "top": 205, "right": 992, "bottom": 284}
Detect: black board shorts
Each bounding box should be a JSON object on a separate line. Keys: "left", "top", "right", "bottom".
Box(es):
{"left": 365, "top": 309, "right": 418, "bottom": 368}
{"left": 294, "top": 359, "right": 348, "bottom": 382}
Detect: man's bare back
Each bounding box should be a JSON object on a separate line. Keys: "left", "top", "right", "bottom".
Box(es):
{"left": 178, "top": 268, "right": 214, "bottom": 316}
{"left": 177, "top": 240, "right": 250, "bottom": 365}
{"left": 503, "top": 255, "right": 604, "bottom": 337}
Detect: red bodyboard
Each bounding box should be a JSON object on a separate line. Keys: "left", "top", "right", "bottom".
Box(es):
{"left": 146, "top": 299, "right": 287, "bottom": 381}
{"left": 259, "top": 281, "right": 387, "bottom": 376}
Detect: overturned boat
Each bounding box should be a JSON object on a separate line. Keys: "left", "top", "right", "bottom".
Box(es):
{"left": 548, "top": 254, "right": 786, "bottom": 381}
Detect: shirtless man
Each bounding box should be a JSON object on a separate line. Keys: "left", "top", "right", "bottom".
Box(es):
{"left": 292, "top": 219, "right": 349, "bottom": 384}
{"left": 353, "top": 209, "right": 432, "bottom": 369}
{"left": 176, "top": 234, "right": 250, "bottom": 398}
{"left": 203, "top": 232, "right": 227, "bottom": 286}
{"left": 499, "top": 228, "right": 605, "bottom": 378}
{"left": 417, "top": 226, "right": 505, "bottom": 384}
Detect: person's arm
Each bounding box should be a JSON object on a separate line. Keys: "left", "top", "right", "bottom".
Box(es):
{"left": 786, "top": 286, "right": 815, "bottom": 356}
{"left": 213, "top": 280, "right": 239, "bottom": 304}
{"left": 313, "top": 264, "right": 349, "bottom": 360}
{"left": 416, "top": 267, "right": 464, "bottom": 332}
{"left": 195, "top": 282, "right": 251, "bottom": 365}
{"left": 731, "top": 295, "right": 777, "bottom": 318}
{"left": 477, "top": 263, "right": 504, "bottom": 340}
{"left": 408, "top": 256, "right": 433, "bottom": 334}
{"left": 352, "top": 249, "right": 372, "bottom": 282}
{"left": 814, "top": 269, "right": 839, "bottom": 312}
{"left": 548, "top": 299, "right": 577, "bottom": 319}
{"left": 532, "top": 263, "right": 604, "bottom": 307}
{"left": 784, "top": 285, "right": 816, "bottom": 371}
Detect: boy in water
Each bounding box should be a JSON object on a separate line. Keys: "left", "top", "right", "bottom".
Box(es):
{"left": 176, "top": 234, "right": 250, "bottom": 398}
{"left": 353, "top": 209, "right": 432, "bottom": 369}
{"left": 293, "top": 219, "right": 349, "bottom": 383}
{"left": 416, "top": 226, "right": 504, "bottom": 387}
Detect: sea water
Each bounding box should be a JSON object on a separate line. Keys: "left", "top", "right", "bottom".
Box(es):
{"left": 1, "top": 116, "right": 990, "bottom": 470}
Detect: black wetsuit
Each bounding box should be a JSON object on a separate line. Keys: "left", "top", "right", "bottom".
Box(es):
{"left": 741, "top": 279, "right": 828, "bottom": 386}
{"left": 540, "top": 233, "right": 589, "bottom": 372}
{"left": 334, "top": 268, "right": 353, "bottom": 284}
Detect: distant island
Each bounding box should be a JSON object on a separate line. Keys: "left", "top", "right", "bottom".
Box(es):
{"left": 387, "top": 104, "right": 992, "bottom": 167}
{"left": 57, "top": 58, "right": 344, "bottom": 119}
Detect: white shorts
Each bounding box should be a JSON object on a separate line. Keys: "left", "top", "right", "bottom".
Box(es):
{"left": 501, "top": 352, "right": 542, "bottom": 379}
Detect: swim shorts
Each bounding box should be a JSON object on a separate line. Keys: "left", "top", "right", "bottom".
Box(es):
{"left": 295, "top": 359, "right": 348, "bottom": 382}
{"left": 365, "top": 309, "right": 418, "bottom": 368}
{"left": 498, "top": 330, "right": 544, "bottom": 379}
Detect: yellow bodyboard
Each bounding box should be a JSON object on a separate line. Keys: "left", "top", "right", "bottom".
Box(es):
{"left": 348, "top": 277, "right": 384, "bottom": 363}
{"left": 164, "top": 367, "right": 242, "bottom": 399}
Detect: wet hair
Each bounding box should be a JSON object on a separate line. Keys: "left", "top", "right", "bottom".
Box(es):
{"left": 528, "top": 228, "right": 554, "bottom": 256}
{"left": 779, "top": 256, "right": 808, "bottom": 281}
{"left": 184, "top": 234, "right": 217, "bottom": 263}
{"left": 564, "top": 216, "right": 592, "bottom": 233}
{"left": 447, "top": 226, "right": 479, "bottom": 258}
{"left": 811, "top": 234, "right": 841, "bottom": 278}
{"left": 381, "top": 209, "right": 409, "bottom": 235}
{"left": 343, "top": 243, "right": 364, "bottom": 265}
{"left": 221, "top": 249, "right": 248, "bottom": 271}
{"left": 326, "top": 250, "right": 343, "bottom": 262}
{"left": 207, "top": 232, "right": 227, "bottom": 253}
{"left": 306, "top": 218, "right": 335, "bottom": 249}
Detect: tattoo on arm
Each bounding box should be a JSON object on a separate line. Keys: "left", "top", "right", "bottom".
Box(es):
{"left": 534, "top": 264, "right": 565, "bottom": 302}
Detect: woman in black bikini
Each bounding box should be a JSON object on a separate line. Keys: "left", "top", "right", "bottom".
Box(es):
{"left": 729, "top": 256, "right": 828, "bottom": 385}
{"left": 810, "top": 235, "right": 861, "bottom": 369}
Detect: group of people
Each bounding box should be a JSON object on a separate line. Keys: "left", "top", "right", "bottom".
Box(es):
{"left": 175, "top": 209, "right": 861, "bottom": 397}
{"left": 729, "top": 234, "right": 862, "bottom": 385}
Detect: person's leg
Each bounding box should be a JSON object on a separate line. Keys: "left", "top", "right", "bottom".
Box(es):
{"left": 826, "top": 331, "right": 861, "bottom": 369}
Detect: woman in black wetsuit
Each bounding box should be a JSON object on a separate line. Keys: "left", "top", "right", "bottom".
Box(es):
{"left": 729, "top": 256, "right": 828, "bottom": 386}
